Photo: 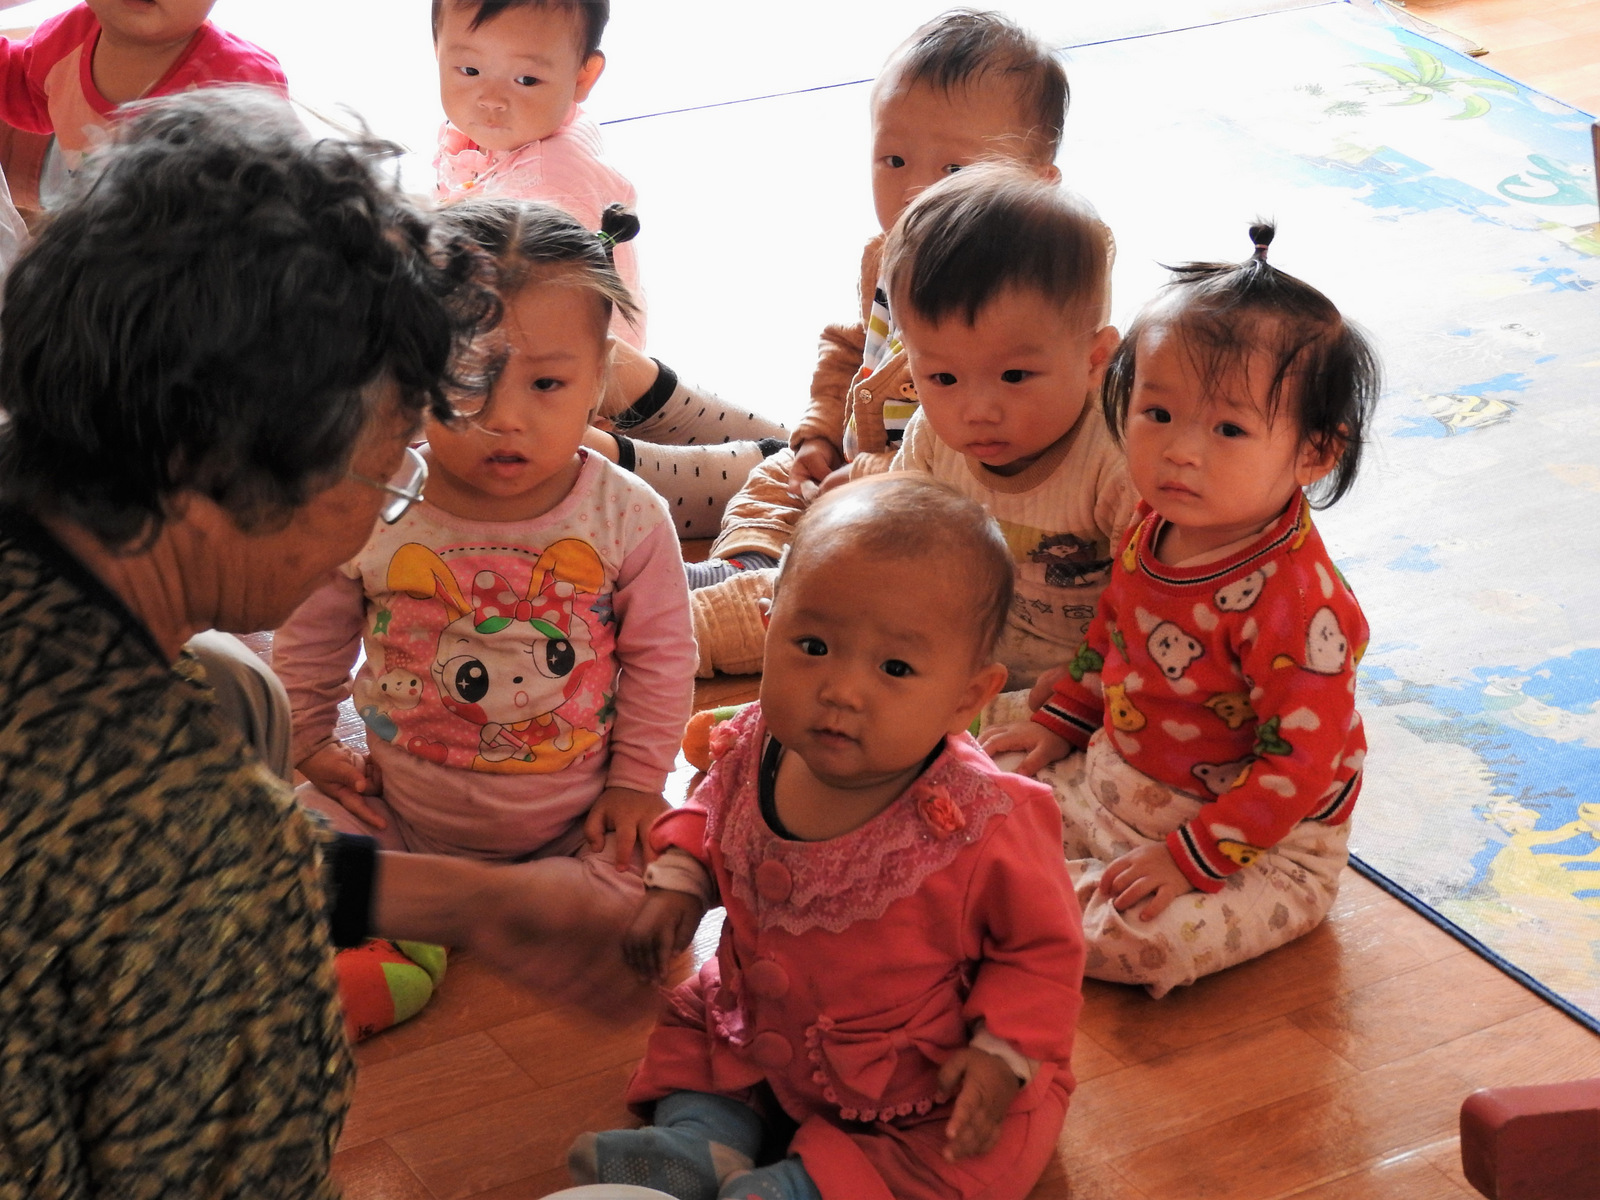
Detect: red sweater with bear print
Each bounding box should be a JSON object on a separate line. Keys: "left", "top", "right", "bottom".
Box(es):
{"left": 1033, "top": 495, "right": 1369, "bottom": 893}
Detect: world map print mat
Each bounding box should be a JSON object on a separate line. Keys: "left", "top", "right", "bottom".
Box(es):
{"left": 1058, "top": 1, "right": 1599, "bottom": 1027}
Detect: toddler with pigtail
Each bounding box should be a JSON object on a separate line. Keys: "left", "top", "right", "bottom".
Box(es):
{"left": 432, "top": 0, "right": 788, "bottom": 535}
{"left": 981, "top": 224, "right": 1377, "bottom": 996}
{"left": 273, "top": 198, "right": 696, "bottom": 1037}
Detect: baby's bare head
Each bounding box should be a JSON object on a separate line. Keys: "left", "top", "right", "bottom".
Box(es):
{"left": 781, "top": 474, "right": 1014, "bottom": 665}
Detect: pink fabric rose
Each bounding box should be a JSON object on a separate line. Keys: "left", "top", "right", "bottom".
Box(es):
{"left": 917, "top": 787, "right": 965, "bottom": 838}
{"left": 708, "top": 718, "right": 742, "bottom": 761}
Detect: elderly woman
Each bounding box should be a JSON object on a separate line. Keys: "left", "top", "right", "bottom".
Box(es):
{"left": 0, "top": 92, "right": 640, "bottom": 1198}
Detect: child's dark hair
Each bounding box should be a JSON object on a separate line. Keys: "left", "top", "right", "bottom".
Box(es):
{"left": 882, "top": 161, "right": 1110, "bottom": 330}
{"left": 431, "top": 0, "right": 609, "bottom": 61}
{"left": 1102, "top": 223, "right": 1380, "bottom": 507}
{"left": 892, "top": 9, "right": 1069, "bottom": 161}
{"left": 431, "top": 200, "right": 637, "bottom": 414}
{"left": 782, "top": 474, "right": 1014, "bottom": 662}
{"left": 434, "top": 198, "right": 638, "bottom": 336}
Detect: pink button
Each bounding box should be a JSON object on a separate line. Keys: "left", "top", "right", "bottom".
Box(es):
{"left": 750, "top": 1031, "right": 793, "bottom": 1069}
{"left": 755, "top": 860, "right": 793, "bottom": 903}
{"left": 745, "top": 959, "right": 789, "bottom": 999}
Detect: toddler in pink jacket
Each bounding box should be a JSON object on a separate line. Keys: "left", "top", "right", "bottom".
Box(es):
{"left": 432, "top": 0, "right": 641, "bottom": 346}
{"left": 570, "top": 475, "right": 1085, "bottom": 1200}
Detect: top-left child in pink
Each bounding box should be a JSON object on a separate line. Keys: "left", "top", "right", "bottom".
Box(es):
{"left": 433, "top": 0, "right": 642, "bottom": 346}
{"left": 430, "top": 0, "right": 793, "bottom": 535}
{"left": 0, "top": 1, "right": 284, "bottom": 208}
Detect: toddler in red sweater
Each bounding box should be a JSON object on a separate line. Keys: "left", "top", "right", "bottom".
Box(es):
{"left": 982, "top": 224, "right": 1378, "bottom": 996}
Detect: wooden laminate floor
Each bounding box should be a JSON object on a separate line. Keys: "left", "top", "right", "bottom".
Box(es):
{"left": 333, "top": 5, "right": 1600, "bottom": 1198}
{"left": 333, "top": 678, "right": 1600, "bottom": 1200}
{"left": 1406, "top": 0, "right": 1600, "bottom": 114}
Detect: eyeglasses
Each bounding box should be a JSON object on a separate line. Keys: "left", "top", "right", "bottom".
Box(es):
{"left": 349, "top": 444, "right": 428, "bottom": 525}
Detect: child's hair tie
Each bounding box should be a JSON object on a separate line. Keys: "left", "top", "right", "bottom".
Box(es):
{"left": 1248, "top": 219, "right": 1275, "bottom": 263}
{"left": 596, "top": 204, "right": 641, "bottom": 261}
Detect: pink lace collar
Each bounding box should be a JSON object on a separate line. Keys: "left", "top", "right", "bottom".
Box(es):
{"left": 703, "top": 705, "right": 1014, "bottom": 935}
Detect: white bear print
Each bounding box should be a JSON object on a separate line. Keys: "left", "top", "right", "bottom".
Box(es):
{"left": 1314, "top": 561, "right": 1335, "bottom": 599}
{"left": 1214, "top": 570, "right": 1267, "bottom": 612}
{"left": 1147, "top": 621, "right": 1204, "bottom": 681}
{"left": 1305, "top": 607, "right": 1348, "bottom": 675}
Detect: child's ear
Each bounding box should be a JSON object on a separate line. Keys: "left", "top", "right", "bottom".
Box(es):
{"left": 574, "top": 52, "right": 606, "bottom": 103}
{"left": 1295, "top": 426, "right": 1344, "bottom": 488}
{"left": 950, "top": 661, "right": 1009, "bottom": 735}
{"left": 1039, "top": 162, "right": 1062, "bottom": 184}
{"left": 1086, "top": 325, "right": 1120, "bottom": 390}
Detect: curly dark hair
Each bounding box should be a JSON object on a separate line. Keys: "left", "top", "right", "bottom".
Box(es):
{"left": 1101, "top": 222, "right": 1381, "bottom": 508}
{"left": 0, "top": 88, "right": 496, "bottom": 548}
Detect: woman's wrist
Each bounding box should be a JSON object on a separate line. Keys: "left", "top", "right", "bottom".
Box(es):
{"left": 369, "top": 851, "right": 493, "bottom": 947}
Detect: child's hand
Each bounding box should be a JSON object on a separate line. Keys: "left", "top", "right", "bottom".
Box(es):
{"left": 622, "top": 888, "right": 705, "bottom": 983}
{"left": 787, "top": 437, "right": 844, "bottom": 499}
{"left": 937, "top": 1047, "right": 1021, "bottom": 1162}
{"left": 299, "top": 742, "right": 386, "bottom": 829}
{"left": 977, "top": 722, "right": 1071, "bottom": 777}
{"left": 584, "top": 787, "right": 669, "bottom": 870}
{"left": 1099, "top": 843, "right": 1196, "bottom": 920}
{"left": 812, "top": 463, "right": 854, "bottom": 499}
{"left": 1027, "top": 663, "right": 1074, "bottom": 712}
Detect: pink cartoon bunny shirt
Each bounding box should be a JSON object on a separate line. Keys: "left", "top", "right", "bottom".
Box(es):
{"left": 385, "top": 537, "right": 608, "bottom": 772}
{"left": 276, "top": 452, "right": 695, "bottom": 859}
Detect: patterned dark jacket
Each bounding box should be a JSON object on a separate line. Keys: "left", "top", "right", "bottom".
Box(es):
{"left": 0, "top": 511, "right": 353, "bottom": 1199}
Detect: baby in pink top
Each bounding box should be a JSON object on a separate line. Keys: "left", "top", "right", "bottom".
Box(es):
{"left": 432, "top": 0, "right": 643, "bottom": 348}
{"left": 570, "top": 475, "right": 1085, "bottom": 1200}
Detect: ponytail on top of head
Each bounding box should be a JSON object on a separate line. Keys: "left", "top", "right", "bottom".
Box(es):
{"left": 1102, "top": 220, "right": 1381, "bottom": 508}
{"left": 433, "top": 197, "right": 639, "bottom": 332}
{"left": 596, "top": 202, "right": 640, "bottom": 262}
{"left": 430, "top": 198, "right": 640, "bottom": 416}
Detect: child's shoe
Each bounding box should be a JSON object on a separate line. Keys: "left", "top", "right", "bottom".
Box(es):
{"left": 567, "top": 1127, "right": 730, "bottom": 1200}
{"left": 682, "top": 704, "right": 753, "bottom": 773}
{"left": 569, "top": 1092, "right": 762, "bottom": 1200}
{"left": 335, "top": 939, "right": 447, "bottom": 1042}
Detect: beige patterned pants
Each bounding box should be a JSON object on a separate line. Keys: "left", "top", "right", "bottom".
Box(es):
{"left": 986, "top": 694, "right": 1350, "bottom": 997}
